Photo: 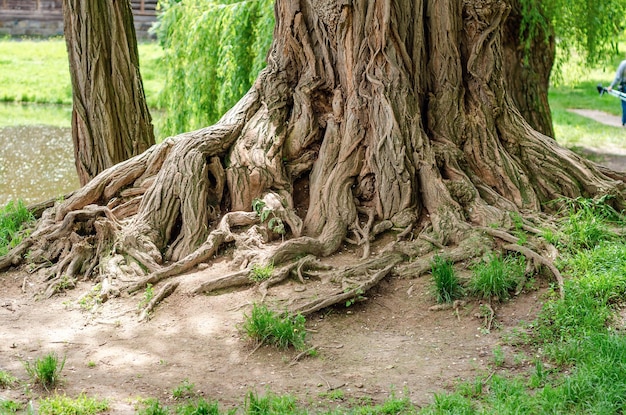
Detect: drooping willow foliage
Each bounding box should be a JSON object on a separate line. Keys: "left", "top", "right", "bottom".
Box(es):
{"left": 520, "top": 0, "right": 626, "bottom": 67}
{"left": 154, "top": 0, "right": 274, "bottom": 136}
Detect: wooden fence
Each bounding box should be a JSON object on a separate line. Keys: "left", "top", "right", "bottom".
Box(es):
{"left": 0, "top": 0, "right": 158, "bottom": 15}
{"left": 0, "top": 0, "right": 158, "bottom": 37}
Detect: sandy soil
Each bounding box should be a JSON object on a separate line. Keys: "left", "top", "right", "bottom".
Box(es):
{"left": 0, "top": 252, "right": 545, "bottom": 413}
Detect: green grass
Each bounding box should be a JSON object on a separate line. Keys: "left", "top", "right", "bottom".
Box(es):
{"left": 0, "top": 398, "right": 23, "bottom": 413}
{"left": 0, "top": 38, "right": 165, "bottom": 129}
{"left": 39, "top": 393, "right": 109, "bottom": 415}
{"left": 0, "top": 369, "right": 18, "bottom": 388}
{"left": 430, "top": 255, "right": 463, "bottom": 304}
{"left": 0, "top": 38, "right": 163, "bottom": 108}
{"left": 241, "top": 304, "right": 307, "bottom": 350}
{"left": 250, "top": 263, "right": 274, "bottom": 282}
{"left": 467, "top": 254, "right": 524, "bottom": 301}
{"left": 0, "top": 38, "right": 72, "bottom": 106}
{"left": 172, "top": 379, "right": 196, "bottom": 400}
{"left": 133, "top": 392, "right": 415, "bottom": 415}
{"left": 22, "top": 352, "right": 66, "bottom": 390}
{"left": 545, "top": 196, "right": 624, "bottom": 253}
{"left": 0, "top": 199, "right": 35, "bottom": 257}
{"left": 416, "top": 198, "right": 626, "bottom": 414}
{"left": 549, "top": 51, "right": 626, "bottom": 150}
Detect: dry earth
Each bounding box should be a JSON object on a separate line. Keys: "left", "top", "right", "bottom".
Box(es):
{"left": 1, "top": 108, "right": 625, "bottom": 413}
{"left": 0, "top": 250, "right": 545, "bottom": 413}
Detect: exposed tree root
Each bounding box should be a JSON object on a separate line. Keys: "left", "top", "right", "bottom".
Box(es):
{"left": 288, "top": 253, "right": 404, "bottom": 316}
{"left": 193, "top": 269, "right": 252, "bottom": 295}
{"left": 3, "top": 0, "right": 626, "bottom": 326}
{"left": 127, "top": 211, "right": 258, "bottom": 294}
{"left": 259, "top": 255, "right": 331, "bottom": 302}
{"left": 138, "top": 280, "right": 179, "bottom": 321}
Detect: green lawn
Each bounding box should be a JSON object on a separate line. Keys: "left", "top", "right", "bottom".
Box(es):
{"left": 0, "top": 38, "right": 164, "bottom": 109}
{"left": 549, "top": 54, "right": 626, "bottom": 149}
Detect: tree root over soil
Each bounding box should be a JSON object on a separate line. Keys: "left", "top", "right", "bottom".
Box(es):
{"left": 3, "top": 0, "right": 626, "bottom": 320}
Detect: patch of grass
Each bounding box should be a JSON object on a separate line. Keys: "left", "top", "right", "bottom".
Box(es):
{"left": 0, "top": 199, "right": 34, "bottom": 257}
{"left": 554, "top": 196, "right": 623, "bottom": 252}
{"left": 0, "top": 399, "right": 23, "bottom": 413}
{"left": 39, "top": 393, "right": 109, "bottom": 415}
{"left": 250, "top": 263, "right": 274, "bottom": 282}
{"left": 430, "top": 255, "right": 463, "bottom": 304}
{"left": 176, "top": 398, "right": 222, "bottom": 415}
{"left": 138, "top": 283, "right": 155, "bottom": 310}
{"left": 78, "top": 283, "right": 102, "bottom": 311}
{"left": 0, "top": 370, "right": 18, "bottom": 388}
{"left": 492, "top": 346, "right": 505, "bottom": 368}
{"left": 136, "top": 398, "right": 170, "bottom": 415}
{"left": 421, "top": 392, "right": 474, "bottom": 415}
{"left": 319, "top": 389, "right": 345, "bottom": 401}
{"left": 467, "top": 254, "right": 524, "bottom": 301}
{"left": 245, "top": 391, "right": 303, "bottom": 415}
{"left": 172, "top": 379, "right": 196, "bottom": 400}
{"left": 22, "top": 352, "right": 66, "bottom": 390}
{"left": 241, "top": 304, "right": 306, "bottom": 350}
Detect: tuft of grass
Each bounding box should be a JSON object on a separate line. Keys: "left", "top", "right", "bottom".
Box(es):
{"left": 555, "top": 196, "right": 622, "bottom": 252}
{"left": 467, "top": 254, "right": 524, "bottom": 301}
{"left": 241, "top": 304, "right": 306, "bottom": 350}
{"left": 136, "top": 398, "right": 170, "bottom": 415}
{"left": 422, "top": 392, "right": 475, "bottom": 415}
{"left": 0, "top": 199, "right": 34, "bottom": 257}
{"left": 430, "top": 255, "right": 463, "bottom": 304}
{"left": 39, "top": 393, "right": 109, "bottom": 415}
{"left": 250, "top": 263, "right": 274, "bottom": 283}
{"left": 245, "top": 391, "right": 303, "bottom": 415}
{"left": 172, "top": 379, "right": 196, "bottom": 400}
{"left": 0, "top": 370, "right": 18, "bottom": 388}
{"left": 492, "top": 346, "right": 505, "bottom": 368}
{"left": 0, "top": 399, "right": 23, "bottom": 413}
{"left": 138, "top": 283, "right": 154, "bottom": 310}
{"left": 176, "top": 398, "right": 221, "bottom": 415}
{"left": 22, "top": 352, "right": 66, "bottom": 390}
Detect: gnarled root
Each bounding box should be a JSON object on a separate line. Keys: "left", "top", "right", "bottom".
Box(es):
{"left": 258, "top": 255, "right": 332, "bottom": 301}
{"left": 138, "top": 281, "right": 179, "bottom": 321}
{"left": 288, "top": 253, "right": 405, "bottom": 316}
{"left": 127, "top": 211, "right": 258, "bottom": 294}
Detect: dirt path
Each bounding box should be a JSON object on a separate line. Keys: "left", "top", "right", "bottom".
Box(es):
{"left": 566, "top": 109, "right": 626, "bottom": 172}
{"left": 0, "top": 257, "right": 544, "bottom": 412}
{"left": 568, "top": 108, "right": 623, "bottom": 128}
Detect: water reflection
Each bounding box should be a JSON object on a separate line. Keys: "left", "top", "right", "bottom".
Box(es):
{"left": 0, "top": 125, "right": 79, "bottom": 205}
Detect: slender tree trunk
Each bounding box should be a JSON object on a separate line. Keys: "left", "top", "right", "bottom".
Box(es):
{"left": 63, "top": 0, "right": 155, "bottom": 186}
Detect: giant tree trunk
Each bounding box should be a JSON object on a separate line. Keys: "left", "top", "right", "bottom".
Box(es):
{"left": 5, "top": 0, "right": 625, "bottom": 309}
{"left": 63, "top": 0, "right": 155, "bottom": 186}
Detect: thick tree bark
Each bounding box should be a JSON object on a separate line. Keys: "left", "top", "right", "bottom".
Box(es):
{"left": 63, "top": 0, "right": 155, "bottom": 186}
{"left": 502, "top": 0, "right": 555, "bottom": 137}
{"left": 5, "top": 0, "right": 626, "bottom": 309}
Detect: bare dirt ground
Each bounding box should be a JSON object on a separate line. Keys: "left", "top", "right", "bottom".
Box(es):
{"left": 0, "top": 249, "right": 545, "bottom": 413}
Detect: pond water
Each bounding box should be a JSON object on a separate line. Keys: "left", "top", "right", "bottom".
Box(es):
{"left": 0, "top": 124, "right": 79, "bottom": 205}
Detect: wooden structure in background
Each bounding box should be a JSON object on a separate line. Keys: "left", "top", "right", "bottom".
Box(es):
{"left": 0, "top": 0, "right": 158, "bottom": 37}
